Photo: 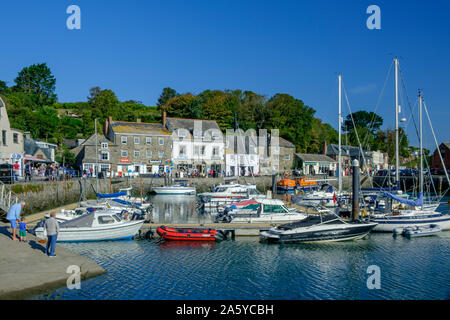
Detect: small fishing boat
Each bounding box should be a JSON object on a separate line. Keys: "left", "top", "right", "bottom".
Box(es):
{"left": 276, "top": 179, "right": 296, "bottom": 194}
{"left": 34, "top": 210, "right": 145, "bottom": 242}
{"left": 394, "top": 224, "right": 442, "bottom": 237}
{"left": 156, "top": 225, "right": 220, "bottom": 241}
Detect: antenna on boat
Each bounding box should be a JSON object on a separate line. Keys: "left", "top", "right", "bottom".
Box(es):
{"left": 394, "top": 58, "right": 400, "bottom": 191}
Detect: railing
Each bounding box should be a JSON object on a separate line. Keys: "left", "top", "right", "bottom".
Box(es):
{"left": 0, "top": 180, "right": 21, "bottom": 215}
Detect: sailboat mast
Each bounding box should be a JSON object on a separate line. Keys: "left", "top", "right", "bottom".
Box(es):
{"left": 95, "top": 118, "right": 99, "bottom": 193}
{"left": 338, "top": 74, "right": 342, "bottom": 194}
{"left": 419, "top": 91, "right": 423, "bottom": 208}
{"left": 394, "top": 58, "right": 400, "bottom": 189}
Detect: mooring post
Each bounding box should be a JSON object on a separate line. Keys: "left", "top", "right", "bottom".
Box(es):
{"left": 352, "top": 159, "right": 360, "bottom": 221}
{"left": 272, "top": 174, "right": 276, "bottom": 199}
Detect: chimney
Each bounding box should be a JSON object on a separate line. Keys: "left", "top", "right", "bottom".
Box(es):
{"left": 322, "top": 140, "right": 327, "bottom": 154}
{"left": 136, "top": 118, "right": 141, "bottom": 123}
{"left": 104, "top": 116, "right": 112, "bottom": 136}
{"left": 162, "top": 111, "right": 167, "bottom": 128}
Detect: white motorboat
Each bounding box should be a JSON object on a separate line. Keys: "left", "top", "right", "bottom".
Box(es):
{"left": 260, "top": 212, "right": 378, "bottom": 243}
{"left": 199, "top": 183, "right": 265, "bottom": 213}
{"left": 35, "top": 210, "right": 145, "bottom": 242}
{"left": 218, "top": 198, "right": 308, "bottom": 224}
{"left": 153, "top": 184, "right": 196, "bottom": 195}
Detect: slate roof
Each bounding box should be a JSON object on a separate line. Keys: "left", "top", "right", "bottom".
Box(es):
{"left": 278, "top": 137, "right": 295, "bottom": 148}
{"left": 295, "top": 153, "right": 336, "bottom": 163}
{"left": 165, "top": 117, "right": 222, "bottom": 137}
{"left": 110, "top": 120, "right": 171, "bottom": 135}
{"left": 24, "top": 139, "right": 52, "bottom": 160}
{"left": 326, "top": 144, "right": 369, "bottom": 157}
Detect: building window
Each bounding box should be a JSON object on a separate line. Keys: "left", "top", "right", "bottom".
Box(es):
{"left": 146, "top": 137, "right": 152, "bottom": 145}
{"left": 134, "top": 137, "right": 140, "bottom": 144}
{"left": 285, "top": 154, "right": 290, "bottom": 161}
{"left": 158, "top": 151, "right": 164, "bottom": 158}
{"left": 194, "top": 146, "right": 200, "bottom": 155}
{"left": 134, "top": 150, "right": 140, "bottom": 158}
{"left": 100, "top": 151, "right": 109, "bottom": 161}
{"left": 2, "top": 130, "right": 6, "bottom": 145}
{"left": 146, "top": 150, "right": 152, "bottom": 158}
{"left": 13, "top": 133, "right": 18, "bottom": 144}
{"left": 101, "top": 142, "right": 108, "bottom": 149}
{"left": 201, "top": 146, "right": 205, "bottom": 155}
{"left": 212, "top": 147, "right": 218, "bottom": 156}
{"left": 121, "top": 136, "right": 127, "bottom": 144}
{"left": 121, "top": 150, "right": 128, "bottom": 157}
{"left": 158, "top": 138, "right": 164, "bottom": 145}
{"left": 178, "top": 129, "right": 186, "bottom": 138}
{"left": 100, "top": 164, "right": 110, "bottom": 172}
{"left": 179, "top": 145, "right": 186, "bottom": 156}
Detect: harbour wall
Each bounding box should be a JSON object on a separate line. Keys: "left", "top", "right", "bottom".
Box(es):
{"left": 2, "top": 175, "right": 361, "bottom": 216}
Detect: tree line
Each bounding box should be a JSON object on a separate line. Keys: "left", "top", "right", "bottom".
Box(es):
{"left": 0, "top": 63, "right": 419, "bottom": 167}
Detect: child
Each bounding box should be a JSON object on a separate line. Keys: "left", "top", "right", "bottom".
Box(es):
{"left": 18, "top": 217, "right": 28, "bottom": 242}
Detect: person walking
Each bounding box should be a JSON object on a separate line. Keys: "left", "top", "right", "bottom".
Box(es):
{"left": 24, "top": 161, "right": 32, "bottom": 182}
{"left": 6, "top": 202, "right": 25, "bottom": 241}
{"left": 44, "top": 212, "right": 59, "bottom": 257}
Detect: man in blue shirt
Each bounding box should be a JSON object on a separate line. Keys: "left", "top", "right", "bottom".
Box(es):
{"left": 6, "top": 202, "right": 25, "bottom": 241}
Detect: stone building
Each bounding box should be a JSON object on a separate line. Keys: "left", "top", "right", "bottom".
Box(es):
{"left": 104, "top": 117, "right": 173, "bottom": 175}
{"left": 0, "top": 96, "right": 24, "bottom": 174}
{"left": 431, "top": 142, "right": 450, "bottom": 170}
{"left": 72, "top": 133, "right": 117, "bottom": 176}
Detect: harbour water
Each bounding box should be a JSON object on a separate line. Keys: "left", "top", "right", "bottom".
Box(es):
{"left": 33, "top": 196, "right": 450, "bottom": 300}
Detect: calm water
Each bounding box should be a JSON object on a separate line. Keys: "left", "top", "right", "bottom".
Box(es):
{"left": 33, "top": 197, "right": 450, "bottom": 300}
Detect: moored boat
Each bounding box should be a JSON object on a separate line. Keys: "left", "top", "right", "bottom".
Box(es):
{"left": 260, "top": 212, "right": 378, "bottom": 243}
{"left": 156, "top": 225, "right": 219, "bottom": 241}
{"left": 34, "top": 210, "right": 145, "bottom": 242}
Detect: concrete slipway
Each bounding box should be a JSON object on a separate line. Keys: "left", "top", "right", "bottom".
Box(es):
{"left": 0, "top": 222, "right": 106, "bottom": 300}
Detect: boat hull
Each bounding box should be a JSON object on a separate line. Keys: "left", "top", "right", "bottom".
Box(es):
{"left": 157, "top": 226, "right": 217, "bottom": 241}
{"left": 260, "top": 223, "right": 377, "bottom": 244}
{"left": 371, "top": 214, "right": 450, "bottom": 232}
{"left": 153, "top": 187, "right": 196, "bottom": 195}
{"left": 35, "top": 220, "right": 144, "bottom": 242}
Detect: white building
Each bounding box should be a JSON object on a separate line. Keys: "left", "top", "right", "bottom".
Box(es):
{"left": 225, "top": 131, "right": 259, "bottom": 176}
{"left": 166, "top": 118, "right": 225, "bottom": 175}
{"left": 0, "top": 96, "right": 24, "bottom": 174}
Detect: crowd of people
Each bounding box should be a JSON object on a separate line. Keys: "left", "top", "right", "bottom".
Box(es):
{"left": 21, "top": 162, "right": 76, "bottom": 182}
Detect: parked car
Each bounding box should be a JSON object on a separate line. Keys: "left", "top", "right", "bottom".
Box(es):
{"left": 0, "top": 164, "right": 14, "bottom": 184}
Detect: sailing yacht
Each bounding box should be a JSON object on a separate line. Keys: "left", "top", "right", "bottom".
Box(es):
{"left": 371, "top": 67, "right": 450, "bottom": 231}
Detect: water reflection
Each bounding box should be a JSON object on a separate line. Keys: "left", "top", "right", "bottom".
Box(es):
{"left": 150, "top": 195, "right": 212, "bottom": 224}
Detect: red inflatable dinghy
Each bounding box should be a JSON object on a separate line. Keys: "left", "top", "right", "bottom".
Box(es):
{"left": 157, "top": 225, "right": 219, "bottom": 241}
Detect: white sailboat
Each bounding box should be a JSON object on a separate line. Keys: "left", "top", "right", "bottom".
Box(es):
{"left": 372, "top": 61, "right": 450, "bottom": 231}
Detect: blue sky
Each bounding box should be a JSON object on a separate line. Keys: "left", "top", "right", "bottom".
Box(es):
{"left": 1, "top": 0, "right": 449, "bottom": 151}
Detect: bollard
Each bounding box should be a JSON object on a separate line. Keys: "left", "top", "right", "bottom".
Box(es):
{"left": 352, "top": 159, "right": 360, "bottom": 221}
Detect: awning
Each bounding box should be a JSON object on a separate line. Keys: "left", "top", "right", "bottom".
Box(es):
{"left": 24, "top": 155, "right": 53, "bottom": 163}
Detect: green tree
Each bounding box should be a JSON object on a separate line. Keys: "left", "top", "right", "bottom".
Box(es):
{"left": 157, "top": 87, "right": 178, "bottom": 107}
{"left": 0, "top": 80, "right": 8, "bottom": 94}
{"left": 162, "top": 93, "right": 197, "bottom": 119}
{"left": 87, "top": 87, "right": 120, "bottom": 121}
{"left": 13, "top": 63, "right": 57, "bottom": 105}
{"left": 265, "top": 94, "right": 315, "bottom": 152}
